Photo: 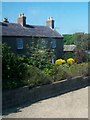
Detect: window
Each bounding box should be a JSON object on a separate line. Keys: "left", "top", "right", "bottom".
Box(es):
{"left": 16, "top": 38, "right": 23, "bottom": 49}
{"left": 51, "top": 39, "right": 56, "bottom": 49}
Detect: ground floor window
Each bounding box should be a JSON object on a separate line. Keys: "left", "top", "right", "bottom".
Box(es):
{"left": 16, "top": 38, "right": 23, "bottom": 49}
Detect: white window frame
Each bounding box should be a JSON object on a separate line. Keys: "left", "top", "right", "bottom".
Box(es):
{"left": 16, "top": 38, "right": 23, "bottom": 49}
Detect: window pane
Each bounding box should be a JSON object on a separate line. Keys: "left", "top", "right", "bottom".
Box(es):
{"left": 16, "top": 38, "right": 23, "bottom": 49}
{"left": 52, "top": 39, "right": 56, "bottom": 48}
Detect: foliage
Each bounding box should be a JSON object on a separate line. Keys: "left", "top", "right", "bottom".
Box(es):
{"left": 26, "top": 43, "right": 52, "bottom": 70}
{"left": 2, "top": 44, "right": 51, "bottom": 90}
{"left": 63, "top": 34, "right": 75, "bottom": 45}
{"left": 24, "top": 65, "right": 51, "bottom": 89}
{"left": 61, "top": 62, "right": 89, "bottom": 77}
{"left": 63, "top": 33, "right": 88, "bottom": 50}
{"left": 63, "top": 33, "right": 88, "bottom": 63}
{"left": 0, "top": 43, "right": 1, "bottom": 56}
{"left": 2, "top": 43, "right": 89, "bottom": 90}
{"left": 63, "top": 52, "right": 75, "bottom": 60}
{"left": 88, "top": 53, "right": 90, "bottom": 61}
{"left": 2, "top": 44, "right": 28, "bottom": 90}
{"left": 74, "top": 33, "right": 88, "bottom": 50}
{"left": 75, "top": 49, "right": 88, "bottom": 63}
{"left": 48, "top": 64, "right": 71, "bottom": 82}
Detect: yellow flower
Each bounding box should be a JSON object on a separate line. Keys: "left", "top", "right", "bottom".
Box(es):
{"left": 62, "top": 60, "right": 66, "bottom": 64}
{"left": 67, "top": 58, "right": 75, "bottom": 65}
{"left": 55, "top": 59, "right": 66, "bottom": 65}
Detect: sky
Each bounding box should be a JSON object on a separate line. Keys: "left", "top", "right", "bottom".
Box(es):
{"left": 1, "top": 2, "right": 88, "bottom": 34}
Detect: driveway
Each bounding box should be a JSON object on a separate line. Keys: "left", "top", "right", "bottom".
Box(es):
{"left": 3, "top": 87, "right": 88, "bottom": 118}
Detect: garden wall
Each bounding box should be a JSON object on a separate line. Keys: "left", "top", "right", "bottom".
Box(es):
{"left": 2, "top": 76, "right": 89, "bottom": 111}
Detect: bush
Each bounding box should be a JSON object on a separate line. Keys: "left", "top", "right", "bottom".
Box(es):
{"left": 43, "top": 61, "right": 89, "bottom": 82}
{"left": 63, "top": 52, "right": 75, "bottom": 60}
{"left": 55, "top": 59, "right": 66, "bottom": 65}
{"left": 61, "top": 62, "right": 89, "bottom": 77}
{"left": 43, "top": 64, "right": 71, "bottom": 82}
{"left": 24, "top": 65, "right": 51, "bottom": 88}
{"left": 2, "top": 44, "right": 52, "bottom": 90}
{"left": 27, "top": 45, "right": 52, "bottom": 70}
{"left": 67, "top": 58, "right": 75, "bottom": 65}
{"left": 2, "top": 44, "right": 28, "bottom": 90}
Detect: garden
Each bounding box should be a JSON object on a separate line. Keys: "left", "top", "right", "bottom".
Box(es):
{"left": 2, "top": 42, "right": 89, "bottom": 90}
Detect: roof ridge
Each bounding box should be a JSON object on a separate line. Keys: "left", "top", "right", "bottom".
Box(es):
{"left": 0, "top": 22, "right": 48, "bottom": 27}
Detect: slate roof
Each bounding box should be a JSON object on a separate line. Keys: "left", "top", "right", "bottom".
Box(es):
{"left": 0, "top": 22, "right": 63, "bottom": 38}
{"left": 64, "top": 45, "right": 76, "bottom": 52}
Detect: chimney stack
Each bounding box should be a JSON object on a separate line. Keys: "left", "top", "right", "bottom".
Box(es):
{"left": 46, "top": 17, "right": 54, "bottom": 29}
{"left": 2, "top": 18, "right": 9, "bottom": 23}
{"left": 17, "top": 13, "right": 26, "bottom": 26}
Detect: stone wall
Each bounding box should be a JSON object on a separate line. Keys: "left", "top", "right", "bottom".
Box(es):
{"left": 2, "top": 76, "right": 89, "bottom": 111}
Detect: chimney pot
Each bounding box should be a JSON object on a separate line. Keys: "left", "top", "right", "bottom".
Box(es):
{"left": 46, "top": 16, "right": 54, "bottom": 29}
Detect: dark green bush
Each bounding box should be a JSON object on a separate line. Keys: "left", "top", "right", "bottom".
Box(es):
{"left": 63, "top": 52, "right": 75, "bottom": 60}
{"left": 2, "top": 44, "right": 28, "bottom": 90}
{"left": 2, "top": 44, "right": 51, "bottom": 90}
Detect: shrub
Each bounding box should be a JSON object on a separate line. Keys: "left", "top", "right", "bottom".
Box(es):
{"left": 2, "top": 44, "right": 28, "bottom": 90}
{"left": 61, "top": 62, "right": 89, "bottom": 77}
{"left": 67, "top": 58, "right": 75, "bottom": 65}
{"left": 43, "top": 64, "right": 71, "bottom": 82}
{"left": 27, "top": 45, "right": 52, "bottom": 70}
{"left": 63, "top": 52, "right": 75, "bottom": 60}
{"left": 50, "top": 65, "right": 71, "bottom": 82}
{"left": 24, "top": 65, "right": 51, "bottom": 88}
{"left": 55, "top": 59, "right": 66, "bottom": 65}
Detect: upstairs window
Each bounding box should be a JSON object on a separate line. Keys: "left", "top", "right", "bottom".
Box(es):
{"left": 16, "top": 38, "right": 23, "bottom": 49}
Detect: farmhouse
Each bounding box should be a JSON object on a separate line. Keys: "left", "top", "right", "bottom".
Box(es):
{"left": 0, "top": 13, "right": 63, "bottom": 60}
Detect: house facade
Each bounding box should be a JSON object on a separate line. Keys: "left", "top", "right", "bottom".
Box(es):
{"left": 1, "top": 13, "right": 63, "bottom": 60}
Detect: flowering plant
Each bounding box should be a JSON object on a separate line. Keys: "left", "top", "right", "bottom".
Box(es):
{"left": 55, "top": 59, "right": 66, "bottom": 65}
{"left": 67, "top": 58, "right": 75, "bottom": 65}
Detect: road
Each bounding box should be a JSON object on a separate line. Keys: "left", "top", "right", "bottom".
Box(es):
{"left": 3, "top": 87, "right": 88, "bottom": 118}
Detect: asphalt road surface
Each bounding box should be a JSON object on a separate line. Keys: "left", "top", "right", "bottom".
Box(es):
{"left": 3, "top": 87, "right": 88, "bottom": 118}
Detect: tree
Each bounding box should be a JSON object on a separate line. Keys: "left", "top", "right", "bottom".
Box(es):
{"left": 63, "top": 33, "right": 89, "bottom": 62}
{"left": 63, "top": 34, "right": 75, "bottom": 45}
{"left": 74, "top": 33, "right": 88, "bottom": 50}
{"left": 74, "top": 33, "right": 88, "bottom": 62}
